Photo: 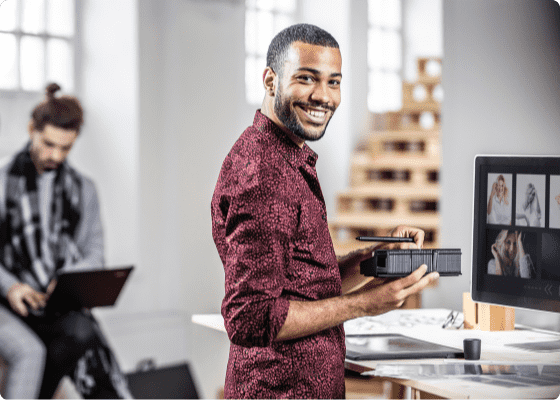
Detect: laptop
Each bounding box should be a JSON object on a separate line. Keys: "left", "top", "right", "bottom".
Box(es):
{"left": 38, "top": 266, "right": 134, "bottom": 316}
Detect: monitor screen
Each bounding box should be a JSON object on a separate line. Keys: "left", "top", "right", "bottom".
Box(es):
{"left": 472, "top": 155, "right": 560, "bottom": 313}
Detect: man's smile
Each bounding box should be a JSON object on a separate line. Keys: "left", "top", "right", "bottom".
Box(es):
{"left": 296, "top": 104, "right": 331, "bottom": 125}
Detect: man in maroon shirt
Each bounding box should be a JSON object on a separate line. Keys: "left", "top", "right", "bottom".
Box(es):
{"left": 211, "top": 23, "right": 439, "bottom": 399}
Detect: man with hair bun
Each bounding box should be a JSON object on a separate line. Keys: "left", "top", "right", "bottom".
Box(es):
{"left": 0, "top": 83, "right": 131, "bottom": 399}
{"left": 211, "top": 23, "right": 438, "bottom": 398}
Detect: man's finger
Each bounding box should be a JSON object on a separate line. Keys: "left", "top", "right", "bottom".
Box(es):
{"left": 13, "top": 299, "right": 29, "bottom": 317}
{"left": 395, "top": 264, "right": 428, "bottom": 290}
{"left": 402, "top": 271, "right": 439, "bottom": 298}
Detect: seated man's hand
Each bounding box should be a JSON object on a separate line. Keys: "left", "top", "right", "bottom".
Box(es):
{"left": 46, "top": 279, "right": 57, "bottom": 299}
{"left": 7, "top": 282, "right": 47, "bottom": 317}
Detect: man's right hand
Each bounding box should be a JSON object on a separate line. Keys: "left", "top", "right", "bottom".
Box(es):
{"left": 354, "top": 264, "right": 439, "bottom": 316}
{"left": 6, "top": 282, "right": 47, "bottom": 317}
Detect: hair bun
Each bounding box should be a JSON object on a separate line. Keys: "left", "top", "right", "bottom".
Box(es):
{"left": 45, "top": 83, "right": 61, "bottom": 100}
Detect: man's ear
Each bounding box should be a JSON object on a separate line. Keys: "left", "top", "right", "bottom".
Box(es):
{"left": 28, "top": 121, "right": 35, "bottom": 139}
{"left": 263, "top": 66, "right": 276, "bottom": 96}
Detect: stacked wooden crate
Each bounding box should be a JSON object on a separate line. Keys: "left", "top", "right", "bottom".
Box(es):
{"left": 330, "top": 57, "right": 443, "bottom": 262}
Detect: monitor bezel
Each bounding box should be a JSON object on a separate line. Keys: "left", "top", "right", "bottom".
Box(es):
{"left": 471, "top": 154, "right": 560, "bottom": 313}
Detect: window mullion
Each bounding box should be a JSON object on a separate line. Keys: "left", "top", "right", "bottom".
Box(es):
{"left": 15, "top": 0, "right": 22, "bottom": 90}
{"left": 44, "top": 0, "right": 49, "bottom": 87}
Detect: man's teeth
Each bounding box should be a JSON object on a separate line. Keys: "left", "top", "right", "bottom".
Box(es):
{"left": 306, "top": 109, "right": 326, "bottom": 118}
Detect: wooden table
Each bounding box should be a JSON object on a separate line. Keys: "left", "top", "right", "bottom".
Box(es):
{"left": 192, "top": 312, "right": 560, "bottom": 399}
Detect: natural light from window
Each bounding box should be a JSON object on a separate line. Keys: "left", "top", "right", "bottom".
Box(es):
{"left": 0, "top": 0, "right": 75, "bottom": 92}
{"left": 245, "top": 0, "right": 297, "bottom": 105}
{"left": 367, "top": 0, "right": 402, "bottom": 113}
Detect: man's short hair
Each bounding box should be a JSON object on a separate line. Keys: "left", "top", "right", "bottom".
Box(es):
{"left": 266, "top": 23, "right": 339, "bottom": 76}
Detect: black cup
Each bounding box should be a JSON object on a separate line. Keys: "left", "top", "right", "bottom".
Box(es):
{"left": 463, "top": 338, "right": 481, "bottom": 360}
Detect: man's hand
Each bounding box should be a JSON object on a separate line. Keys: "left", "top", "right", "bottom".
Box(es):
{"left": 46, "top": 279, "right": 57, "bottom": 299}
{"left": 6, "top": 282, "right": 47, "bottom": 317}
{"left": 352, "top": 265, "right": 438, "bottom": 316}
{"left": 386, "top": 225, "right": 425, "bottom": 249}
{"left": 338, "top": 225, "right": 425, "bottom": 294}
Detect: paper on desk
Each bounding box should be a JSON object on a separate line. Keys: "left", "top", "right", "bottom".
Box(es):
{"left": 344, "top": 308, "right": 459, "bottom": 335}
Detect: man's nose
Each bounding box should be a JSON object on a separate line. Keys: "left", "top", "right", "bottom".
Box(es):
{"left": 310, "top": 82, "right": 331, "bottom": 105}
{"left": 51, "top": 147, "right": 64, "bottom": 162}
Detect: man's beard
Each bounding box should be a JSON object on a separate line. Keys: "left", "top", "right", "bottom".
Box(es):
{"left": 274, "top": 86, "right": 334, "bottom": 142}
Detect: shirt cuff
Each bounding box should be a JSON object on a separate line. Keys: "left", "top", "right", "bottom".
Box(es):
{"left": 0, "top": 272, "right": 20, "bottom": 299}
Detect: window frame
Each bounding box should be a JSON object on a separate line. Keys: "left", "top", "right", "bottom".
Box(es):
{"left": 367, "top": 0, "right": 404, "bottom": 113}
{"left": 244, "top": 0, "right": 299, "bottom": 105}
{"left": 0, "top": 0, "right": 78, "bottom": 94}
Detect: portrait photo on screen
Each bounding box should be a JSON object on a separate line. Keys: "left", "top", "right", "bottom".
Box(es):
{"left": 486, "top": 229, "right": 537, "bottom": 279}
{"left": 515, "top": 174, "right": 546, "bottom": 228}
{"left": 486, "top": 173, "right": 512, "bottom": 225}
{"left": 550, "top": 175, "right": 560, "bottom": 229}
{"left": 541, "top": 232, "right": 560, "bottom": 282}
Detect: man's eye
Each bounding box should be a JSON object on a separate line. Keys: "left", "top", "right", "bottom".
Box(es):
{"left": 298, "top": 75, "right": 314, "bottom": 82}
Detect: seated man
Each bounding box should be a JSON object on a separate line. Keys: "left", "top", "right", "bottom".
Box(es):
{"left": 0, "top": 83, "right": 131, "bottom": 399}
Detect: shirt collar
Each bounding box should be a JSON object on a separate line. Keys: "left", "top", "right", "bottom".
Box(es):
{"left": 253, "top": 110, "right": 318, "bottom": 169}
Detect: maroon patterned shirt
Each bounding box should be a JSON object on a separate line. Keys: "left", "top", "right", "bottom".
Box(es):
{"left": 211, "top": 111, "right": 345, "bottom": 398}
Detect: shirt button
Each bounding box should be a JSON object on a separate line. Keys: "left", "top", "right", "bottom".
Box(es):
{"left": 322, "top": 214, "right": 326, "bottom": 221}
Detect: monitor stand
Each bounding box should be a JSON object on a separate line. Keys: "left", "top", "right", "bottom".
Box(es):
{"left": 505, "top": 340, "right": 560, "bottom": 352}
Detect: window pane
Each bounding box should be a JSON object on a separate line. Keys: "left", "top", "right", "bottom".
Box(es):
{"left": 368, "top": 70, "right": 383, "bottom": 113}
{"left": 368, "top": 0, "right": 383, "bottom": 26}
{"left": 382, "top": 30, "right": 401, "bottom": 70}
{"left": 274, "top": 0, "right": 296, "bottom": 13}
{"left": 47, "top": 0, "right": 74, "bottom": 37}
{"left": 46, "top": 38, "right": 73, "bottom": 91}
{"left": 21, "top": 36, "right": 45, "bottom": 91}
{"left": 256, "top": 10, "right": 274, "bottom": 57}
{"left": 0, "top": 33, "right": 18, "bottom": 89}
{"left": 367, "top": 28, "right": 382, "bottom": 69}
{"left": 245, "top": 10, "right": 258, "bottom": 55}
{"left": 274, "top": 14, "right": 293, "bottom": 35}
{"left": 245, "top": 56, "right": 265, "bottom": 105}
{"left": 0, "top": 0, "right": 18, "bottom": 31}
{"left": 369, "top": 0, "right": 401, "bottom": 29}
{"left": 385, "top": 72, "right": 402, "bottom": 111}
{"left": 368, "top": 71, "right": 401, "bottom": 112}
{"left": 22, "top": 0, "right": 46, "bottom": 34}
{"left": 382, "top": 0, "right": 401, "bottom": 29}
{"left": 256, "top": 0, "right": 273, "bottom": 11}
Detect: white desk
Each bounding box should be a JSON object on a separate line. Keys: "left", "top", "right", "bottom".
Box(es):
{"left": 192, "top": 310, "right": 560, "bottom": 399}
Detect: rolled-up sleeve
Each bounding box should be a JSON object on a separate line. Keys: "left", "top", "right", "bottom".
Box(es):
{"left": 218, "top": 172, "right": 297, "bottom": 348}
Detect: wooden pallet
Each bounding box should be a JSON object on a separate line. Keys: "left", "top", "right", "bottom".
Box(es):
{"left": 331, "top": 58, "right": 444, "bottom": 304}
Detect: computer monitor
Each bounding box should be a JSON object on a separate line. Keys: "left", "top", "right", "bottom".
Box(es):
{"left": 471, "top": 155, "right": 560, "bottom": 326}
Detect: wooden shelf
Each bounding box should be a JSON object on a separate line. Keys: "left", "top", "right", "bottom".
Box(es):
{"left": 330, "top": 57, "right": 444, "bottom": 309}
{"left": 329, "top": 214, "right": 440, "bottom": 230}
{"left": 337, "top": 184, "right": 440, "bottom": 199}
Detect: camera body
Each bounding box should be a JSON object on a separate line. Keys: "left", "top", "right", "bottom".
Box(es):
{"left": 360, "top": 248, "right": 462, "bottom": 277}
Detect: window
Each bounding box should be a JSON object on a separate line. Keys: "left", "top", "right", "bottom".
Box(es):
{"left": 245, "top": 0, "right": 297, "bottom": 105}
{"left": 367, "top": 0, "right": 402, "bottom": 113}
{"left": 0, "top": 0, "right": 75, "bottom": 92}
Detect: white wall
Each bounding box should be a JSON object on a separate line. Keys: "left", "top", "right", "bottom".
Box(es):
{"left": 430, "top": 0, "right": 560, "bottom": 330}
{"left": 137, "top": 1, "right": 251, "bottom": 396}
